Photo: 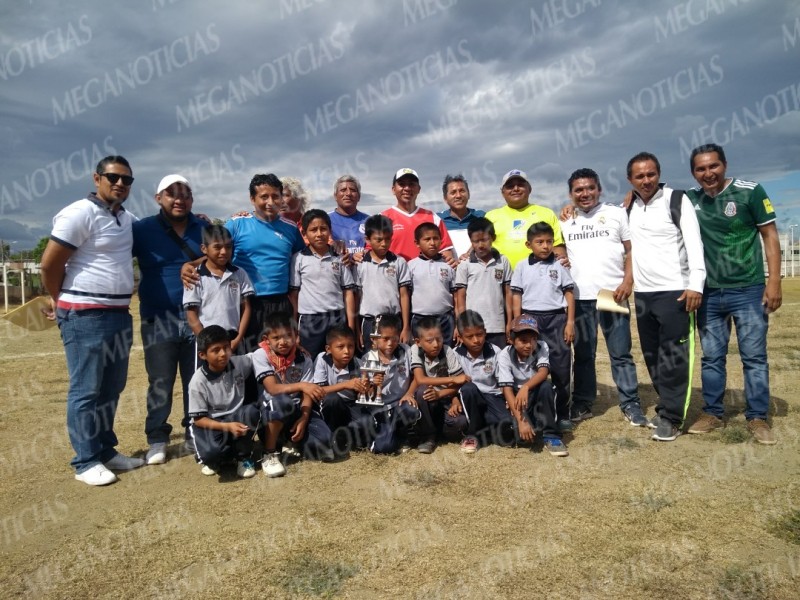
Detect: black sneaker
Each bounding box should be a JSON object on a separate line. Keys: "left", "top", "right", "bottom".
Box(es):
{"left": 652, "top": 418, "right": 681, "bottom": 442}
{"left": 570, "top": 408, "right": 594, "bottom": 423}
{"left": 622, "top": 404, "right": 649, "bottom": 427}
{"left": 647, "top": 415, "right": 661, "bottom": 430}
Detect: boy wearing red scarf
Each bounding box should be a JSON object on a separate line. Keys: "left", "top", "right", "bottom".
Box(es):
{"left": 252, "top": 312, "right": 334, "bottom": 477}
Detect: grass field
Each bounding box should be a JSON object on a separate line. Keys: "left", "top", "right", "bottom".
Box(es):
{"left": 1, "top": 282, "right": 799, "bottom": 599}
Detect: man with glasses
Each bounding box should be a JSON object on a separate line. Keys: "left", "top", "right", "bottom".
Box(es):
{"left": 132, "top": 174, "right": 206, "bottom": 465}
{"left": 41, "top": 156, "right": 144, "bottom": 486}
{"left": 486, "top": 170, "right": 566, "bottom": 269}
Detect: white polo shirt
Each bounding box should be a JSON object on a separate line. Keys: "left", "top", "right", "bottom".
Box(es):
{"left": 50, "top": 194, "right": 136, "bottom": 310}
{"left": 183, "top": 263, "right": 255, "bottom": 330}
{"left": 497, "top": 343, "right": 549, "bottom": 389}
{"left": 454, "top": 249, "right": 512, "bottom": 333}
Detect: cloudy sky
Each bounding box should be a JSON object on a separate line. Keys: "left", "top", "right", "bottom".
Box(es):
{"left": 2, "top": 0, "right": 799, "bottom": 251}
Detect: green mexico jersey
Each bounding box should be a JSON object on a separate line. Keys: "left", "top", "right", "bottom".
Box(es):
{"left": 687, "top": 179, "right": 776, "bottom": 288}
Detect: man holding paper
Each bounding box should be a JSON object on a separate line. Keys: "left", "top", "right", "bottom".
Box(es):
{"left": 561, "top": 168, "right": 647, "bottom": 427}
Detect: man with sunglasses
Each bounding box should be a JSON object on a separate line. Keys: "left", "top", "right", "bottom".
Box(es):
{"left": 485, "top": 170, "right": 566, "bottom": 269}
{"left": 41, "top": 156, "right": 144, "bottom": 486}
{"left": 132, "top": 173, "right": 206, "bottom": 465}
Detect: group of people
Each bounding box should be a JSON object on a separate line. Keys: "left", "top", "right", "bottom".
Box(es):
{"left": 39, "top": 143, "right": 782, "bottom": 486}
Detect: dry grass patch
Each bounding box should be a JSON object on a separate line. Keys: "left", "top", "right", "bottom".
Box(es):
{"left": 275, "top": 553, "right": 358, "bottom": 598}
{"left": 768, "top": 509, "right": 800, "bottom": 546}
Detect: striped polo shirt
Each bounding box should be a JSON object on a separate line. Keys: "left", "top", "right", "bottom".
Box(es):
{"left": 50, "top": 194, "right": 135, "bottom": 311}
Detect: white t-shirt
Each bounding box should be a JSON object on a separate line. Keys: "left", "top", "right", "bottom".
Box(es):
{"left": 563, "top": 203, "right": 629, "bottom": 300}
{"left": 50, "top": 196, "right": 136, "bottom": 310}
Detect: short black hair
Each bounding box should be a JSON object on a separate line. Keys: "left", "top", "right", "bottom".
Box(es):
{"left": 365, "top": 214, "right": 393, "bottom": 238}
{"left": 197, "top": 325, "right": 230, "bottom": 352}
{"left": 302, "top": 208, "right": 331, "bottom": 232}
{"left": 526, "top": 221, "right": 554, "bottom": 241}
{"left": 467, "top": 217, "right": 496, "bottom": 240}
{"left": 202, "top": 224, "right": 232, "bottom": 246}
{"left": 626, "top": 152, "right": 661, "bottom": 178}
{"left": 249, "top": 173, "right": 282, "bottom": 198}
{"left": 690, "top": 143, "right": 727, "bottom": 169}
{"left": 326, "top": 324, "right": 355, "bottom": 345}
{"left": 568, "top": 168, "right": 602, "bottom": 193}
{"left": 414, "top": 222, "right": 440, "bottom": 242}
{"left": 456, "top": 309, "right": 485, "bottom": 334}
{"left": 96, "top": 155, "right": 131, "bottom": 175}
{"left": 414, "top": 315, "right": 441, "bottom": 337}
{"left": 442, "top": 174, "right": 469, "bottom": 197}
{"left": 261, "top": 311, "right": 297, "bottom": 339}
{"left": 375, "top": 313, "right": 402, "bottom": 334}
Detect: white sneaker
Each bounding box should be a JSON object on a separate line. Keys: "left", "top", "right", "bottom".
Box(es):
{"left": 237, "top": 459, "right": 257, "bottom": 479}
{"left": 146, "top": 443, "right": 167, "bottom": 465}
{"left": 104, "top": 453, "right": 145, "bottom": 471}
{"left": 75, "top": 464, "right": 118, "bottom": 486}
{"left": 200, "top": 465, "right": 217, "bottom": 476}
{"left": 281, "top": 442, "right": 302, "bottom": 459}
{"left": 262, "top": 452, "right": 286, "bottom": 478}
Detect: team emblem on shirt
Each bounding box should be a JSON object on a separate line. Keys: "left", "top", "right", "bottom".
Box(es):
{"left": 397, "top": 364, "right": 407, "bottom": 378}
{"left": 598, "top": 216, "right": 606, "bottom": 225}
{"left": 494, "top": 268, "right": 503, "bottom": 281}
{"left": 285, "top": 366, "right": 302, "bottom": 383}
{"left": 228, "top": 282, "right": 239, "bottom": 295}
{"left": 512, "top": 219, "right": 525, "bottom": 230}
{"left": 439, "top": 268, "right": 450, "bottom": 281}
{"left": 724, "top": 202, "right": 737, "bottom": 217}
{"left": 763, "top": 198, "right": 774, "bottom": 213}
{"left": 331, "top": 261, "right": 340, "bottom": 273}
{"left": 549, "top": 270, "right": 559, "bottom": 282}
{"left": 483, "top": 360, "right": 494, "bottom": 374}
{"left": 385, "top": 265, "right": 397, "bottom": 277}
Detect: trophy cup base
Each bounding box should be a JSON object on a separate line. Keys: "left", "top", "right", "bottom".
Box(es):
{"left": 355, "top": 399, "right": 386, "bottom": 407}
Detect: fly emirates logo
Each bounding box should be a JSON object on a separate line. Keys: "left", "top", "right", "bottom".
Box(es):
{"left": 566, "top": 223, "right": 611, "bottom": 241}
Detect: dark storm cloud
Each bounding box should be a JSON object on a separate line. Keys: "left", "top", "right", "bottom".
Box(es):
{"left": 1, "top": 0, "right": 798, "bottom": 245}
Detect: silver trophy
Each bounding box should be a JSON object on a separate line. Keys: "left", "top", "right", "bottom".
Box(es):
{"left": 356, "top": 349, "right": 388, "bottom": 406}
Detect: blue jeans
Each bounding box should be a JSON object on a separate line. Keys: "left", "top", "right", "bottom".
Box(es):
{"left": 58, "top": 309, "right": 133, "bottom": 474}
{"left": 697, "top": 285, "right": 769, "bottom": 420}
{"left": 573, "top": 300, "right": 640, "bottom": 411}
{"left": 141, "top": 312, "right": 196, "bottom": 444}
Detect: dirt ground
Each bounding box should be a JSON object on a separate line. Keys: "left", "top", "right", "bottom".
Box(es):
{"left": 1, "top": 283, "right": 799, "bottom": 599}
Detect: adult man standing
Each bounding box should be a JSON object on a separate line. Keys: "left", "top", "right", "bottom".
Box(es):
{"left": 437, "top": 174, "right": 485, "bottom": 256}
{"left": 133, "top": 174, "right": 205, "bottom": 465}
{"left": 684, "top": 144, "right": 781, "bottom": 444}
{"left": 381, "top": 168, "right": 455, "bottom": 262}
{"left": 562, "top": 169, "right": 646, "bottom": 427}
{"left": 41, "top": 155, "right": 144, "bottom": 486}
{"left": 329, "top": 174, "right": 369, "bottom": 255}
{"left": 485, "top": 170, "right": 565, "bottom": 268}
{"left": 626, "top": 152, "right": 706, "bottom": 442}
{"left": 225, "top": 173, "right": 306, "bottom": 351}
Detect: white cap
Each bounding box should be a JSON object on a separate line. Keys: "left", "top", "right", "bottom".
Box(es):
{"left": 501, "top": 169, "right": 530, "bottom": 187}
{"left": 392, "top": 168, "right": 419, "bottom": 184}
{"left": 156, "top": 174, "right": 191, "bottom": 194}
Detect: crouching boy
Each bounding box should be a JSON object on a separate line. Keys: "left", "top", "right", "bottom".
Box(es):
{"left": 253, "top": 313, "right": 334, "bottom": 477}
{"left": 363, "top": 314, "right": 421, "bottom": 454}
{"left": 453, "top": 310, "right": 515, "bottom": 453}
{"left": 187, "top": 326, "right": 261, "bottom": 479}
{"left": 497, "top": 315, "right": 568, "bottom": 457}
{"left": 410, "top": 315, "right": 471, "bottom": 454}
{"left": 313, "top": 325, "right": 370, "bottom": 454}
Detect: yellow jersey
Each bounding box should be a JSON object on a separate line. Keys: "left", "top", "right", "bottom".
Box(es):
{"left": 485, "top": 204, "right": 564, "bottom": 268}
